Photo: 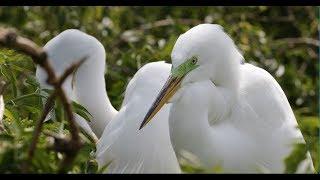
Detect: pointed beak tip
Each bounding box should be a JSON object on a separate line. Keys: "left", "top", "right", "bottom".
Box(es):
{"left": 138, "top": 75, "right": 182, "bottom": 131}
{"left": 139, "top": 119, "right": 147, "bottom": 130}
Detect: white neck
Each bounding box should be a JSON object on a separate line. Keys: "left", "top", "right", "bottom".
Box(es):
{"left": 39, "top": 29, "right": 118, "bottom": 138}
{"left": 168, "top": 80, "right": 222, "bottom": 168}
{"left": 170, "top": 78, "right": 244, "bottom": 170}
{"left": 169, "top": 49, "right": 243, "bottom": 167}
{"left": 212, "top": 47, "right": 242, "bottom": 93}
{"left": 73, "top": 50, "right": 117, "bottom": 138}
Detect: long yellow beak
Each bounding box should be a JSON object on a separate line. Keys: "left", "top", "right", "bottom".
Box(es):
{"left": 139, "top": 75, "right": 183, "bottom": 130}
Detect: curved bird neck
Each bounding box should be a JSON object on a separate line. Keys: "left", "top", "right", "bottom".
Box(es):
{"left": 73, "top": 53, "right": 117, "bottom": 138}
{"left": 168, "top": 51, "right": 243, "bottom": 167}
{"left": 211, "top": 47, "right": 242, "bottom": 99}
{"left": 41, "top": 29, "right": 118, "bottom": 138}
{"left": 168, "top": 80, "right": 224, "bottom": 167}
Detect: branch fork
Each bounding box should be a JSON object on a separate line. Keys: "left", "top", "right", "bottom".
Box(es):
{"left": 0, "top": 28, "right": 85, "bottom": 173}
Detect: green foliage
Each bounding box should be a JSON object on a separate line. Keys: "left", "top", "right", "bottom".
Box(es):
{"left": 72, "top": 101, "right": 93, "bottom": 122}
{"left": 0, "top": 6, "right": 318, "bottom": 173}
{"left": 0, "top": 47, "right": 95, "bottom": 173}
{"left": 285, "top": 143, "right": 309, "bottom": 173}
{"left": 294, "top": 116, "right": 320, "bottom": 172}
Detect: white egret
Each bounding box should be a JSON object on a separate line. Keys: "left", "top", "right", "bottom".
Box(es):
{"left": 36, "top": 29, "right": 180, "bottom": 173}
{"left": 140, "top": 24, "right": 315, "bottom": 173}
{"left": 96, "top": 61, "right": 181, "bottom": 173}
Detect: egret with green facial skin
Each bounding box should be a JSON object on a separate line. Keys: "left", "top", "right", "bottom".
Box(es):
{"left": 36, "top": 29, "right": 180, "bottom": 173}
{"left": 140, "top": 24, "right": 315, "bottom": 173}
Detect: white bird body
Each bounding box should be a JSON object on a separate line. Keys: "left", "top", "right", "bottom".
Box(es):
{"left": 141, "top": 24, "right": 314, "bottom": 173}
{"left": 96, "top": 62, "right": 181, "bottom": 173}
{"left": 169, "top": 64, "right": 313, "bottom": 173}
{"left": 36, "top": 29, "right": 180, "bottom": 173}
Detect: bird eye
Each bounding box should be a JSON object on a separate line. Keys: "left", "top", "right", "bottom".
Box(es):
{"left": 191, "top": 56, "right": 198, "bottom": 64}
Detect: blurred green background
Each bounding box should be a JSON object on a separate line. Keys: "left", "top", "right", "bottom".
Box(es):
{"left": 0, "top": 6, "right": 318, "bottom": 173}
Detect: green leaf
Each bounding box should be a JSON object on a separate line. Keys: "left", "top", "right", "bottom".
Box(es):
{"left": 0, "top": 134, "right": 14, "bottom": 141}
{"left": 25, "top": 75, "right": 40, "bottom": 88}
{"left": 54, "top": 100, "right": 63, "bottom": 122}
{"left": 5, "top": 92, "right": 47, "bottom": 104}
{"left": 96, "top": 160, "right": 112, "bottom": 173}
{"left": 180, "top": 164, "right": 207, "bottom": 174}
{"left": 21, "top": 105, "right": 41, "bottom": 115}
{"left": 3, "top": 108, "right": 17, "bottom": 122}
{"left": 42, "top": 89, "right": 54, "bottom": 95}
{"left": 72, "top": 101, "right": 92, "bottom": 122}
{"left": 1, "top": 64, "right": 18, "bottom": 98}
{"left": 284, "top": 143, "right": 308, "bottom": 173}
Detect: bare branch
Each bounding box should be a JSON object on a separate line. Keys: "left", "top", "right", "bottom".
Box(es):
{"left": 0, "top": 29, "right": 44, "bottom": 61}
{"left": 28, "top": 91, "right": 57, "bottom": 159}
{"left": 0, "top": 28, "right": 83, "bottom": 173}
{"left": 58, "top": 57, "right": 86, "bottom": 87}
{"left": 274, "top": 37, "right": 320, "bottom": 47}
{"left": 43, "top": 130, "right": 74, "bottom": 154}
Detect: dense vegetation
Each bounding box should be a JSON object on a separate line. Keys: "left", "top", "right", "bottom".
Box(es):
{"left": 0, "top": 6, "right": 318, "bottom": 173}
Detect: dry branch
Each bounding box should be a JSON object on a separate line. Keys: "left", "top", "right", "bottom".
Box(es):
{"left": 28, "top": 91, "right": 57, "bottom": 158}
{"left": 275, "top": 37, "right": 320, "bottom": 47}
{"left": 0, "top": 28, "right": 83, "bottom": 173}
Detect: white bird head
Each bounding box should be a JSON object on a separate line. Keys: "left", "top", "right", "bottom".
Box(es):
{"left": 171, "top": 24, "right": 243, "bottom": 86}
{"left": 140, "top": 24, "right": 244, "bottom": 129}
{"left": 36, "top": 29, "right": 116, "bottom": 137}
{"left": 36, "top": 29, "right": 107, "bottom": 85}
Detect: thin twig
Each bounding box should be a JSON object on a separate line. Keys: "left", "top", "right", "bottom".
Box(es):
{"left": 0, "top": 29, "right": 45, "bottom": 61}
{"left": 54, "top": 59, "right": 86, "bottom": 173}
{"left": 274, "top": 37, "right": 319, "bottom": 47}
{"left": 58, "top": 58, "right": 86, "bottom": 86}
{"left": 43, "top": 130, "right": 80, "bottom": 173}
{"left": 28, "top": 91, "right": 57, "bottom": 159}
{"left": 27, "top": 59, "right": 85, "bottom": 168}
{"left": 43, "top": 130, "right": 73, "bottom": 154}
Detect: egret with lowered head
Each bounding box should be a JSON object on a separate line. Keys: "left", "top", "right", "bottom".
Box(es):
{"left": 36, "top": 29, "right": 180, "bottom": 173}
{"left": 140, "top": 24, "right": 314, "bottom": 173}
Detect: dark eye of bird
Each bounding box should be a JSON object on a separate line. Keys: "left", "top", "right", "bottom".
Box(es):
{"left": 191, "top": 56, "right": 197, "bottom": 64}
